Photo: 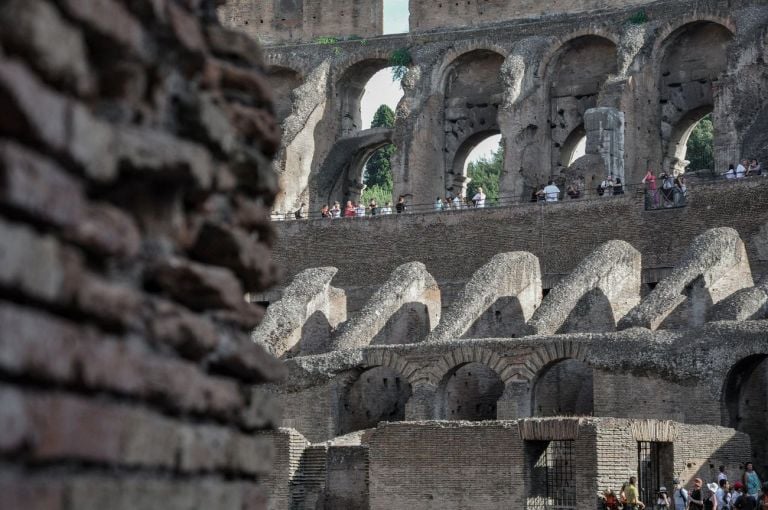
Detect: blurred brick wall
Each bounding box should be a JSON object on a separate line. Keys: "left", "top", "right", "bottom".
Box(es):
{"left": 0, "top": 0, "right": 284, "bottom": 508}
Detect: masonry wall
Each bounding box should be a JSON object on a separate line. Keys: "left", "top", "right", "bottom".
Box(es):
{"left": 271, "top": 180, "right": 768, "bottom": 311}
{"left": 219, "top": 0, "right": 383, "bottom": 44}
{"left": 409, "top": 0, "right": 656, "bottom": 32}
{"left": 0, "top": 1, "right": 283, "bottom": 507}
{"left": 325, "top": 446, "right": 370, "bottom": 510}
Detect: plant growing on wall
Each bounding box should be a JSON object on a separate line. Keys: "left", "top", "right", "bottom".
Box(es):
{"left": 627, "top": 9, "right": 648, "bottom": 25}
{"left": 389, "top": 48, "right": 412, "bottom": 81}
{"left": 314, "top": 36, "right": 339, "bottom": 45}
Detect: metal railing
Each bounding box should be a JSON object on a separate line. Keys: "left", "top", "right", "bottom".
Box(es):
{"left": 271, "top": 173, "right": 765, "bottom": 221}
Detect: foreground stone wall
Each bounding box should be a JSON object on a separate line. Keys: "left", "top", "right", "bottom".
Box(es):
{"left": 0, "top": 1, "right": 283, "bottom": 507}
{"left": 270, "top": 179, "right": 768, "bottom": 312}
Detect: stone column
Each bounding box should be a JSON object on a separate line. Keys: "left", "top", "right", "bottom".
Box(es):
{"left": 497, "top": 380, "right": 531, "bottom": 420}
{"left": 584, "top": 107, "right": 625, "bottom": 181}
{"left": 406, "top": 382, "right": 438, "bottom": 420}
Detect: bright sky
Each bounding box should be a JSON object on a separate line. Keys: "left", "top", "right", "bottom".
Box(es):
{"left": 362, "top": 1, "right": 501, "bottom": 166}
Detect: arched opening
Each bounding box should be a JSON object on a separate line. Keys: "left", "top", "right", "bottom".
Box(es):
{"left": 437, "top": 362, "right": 504, "bottom": 421}
{"left": 383, "top": 0, "right": 410, "bottom": 35}
{"left": 452, "top": 132, "right": 502, "bottom": 203}
{"left": 265, "top": 66, "right": 304, "bottom": 123}
{"left": 443, "top": 50, "right": 505, "bottom": 197}
{"left": 339, "top": 366, "right": 412, "bottom": 435}
{"left": 722, "top": 355, "right": 768, "bottom": 473}
{"left": 532, "top": 359, "right": 593, "bottom": 417}
{"left": 321, "top": 137, "right": 393, "bottom": 208}
{"left": 686, "top": 114, "right": 714, "bottom": 173}
{"left": 560, "top": 125, "right": 587, "bottom": 168}
{"left": 549, "top": 36, "right": 618, "bottom": 174}
{"left": 658, "top": 21, "right": 733, "bottom": 175}
{"left": 361, "top": 143, "right": 395, "bottom": 209}
{"left": 339, "top": 61, "right": 403, "bottom": 135}
{"left": 361, "top": 68, "right": 404, "bottom": 129}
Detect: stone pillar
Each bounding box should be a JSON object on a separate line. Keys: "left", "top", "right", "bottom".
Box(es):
{"left": 584, "top": 107, "right": 625, "bottom": 181}
{"left": 406, "top": 382, "right": 438, "bottom": 420}
{"left": 497, "top": 380, "right": 531, "bottom": 420}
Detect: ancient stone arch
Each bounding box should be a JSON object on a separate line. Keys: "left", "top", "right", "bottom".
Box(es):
{"left": 362, "top": 350, "right": 421, "bottom": 386}
{"left": 426, "top": 251, "right": 542, "bottom": 342}
{"left": 427, "top": 346, "right": 517, "bottom": 387}
{"left": 330, "top": 262, "right": 441, "bottom": 351}
{"left": 525, "top": 240, "right": 642, "bottom": 336}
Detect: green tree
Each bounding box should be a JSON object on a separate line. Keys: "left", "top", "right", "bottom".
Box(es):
{"left": 686, "top": 114, "right": 714, "bottom": 172}
{"left": 363, "top": 104, "right": 396, "bottom": 192}
{"left": 466, "top": 141, "right": 503, "bottom": 204}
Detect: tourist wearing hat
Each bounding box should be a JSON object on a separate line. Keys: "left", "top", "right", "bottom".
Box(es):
{"left": 731, "top": 481, "right": 757, "bottom": 510}
{"left": 673, "top": 478, "right": 689, "bottom": 510}
{"left": 705, "top": 482, "right": 720, "bottom": 510}
{"left": 657, "top": 486, "right": 671, "bottom": 509}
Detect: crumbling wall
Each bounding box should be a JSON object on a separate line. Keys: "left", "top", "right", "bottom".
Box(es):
{"left": 0, "top": 0, "right": 283, "bottom": 507}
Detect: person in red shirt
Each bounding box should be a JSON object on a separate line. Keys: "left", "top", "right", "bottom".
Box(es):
{"left": 343, "top": 200, "right": 356, "bottom": 217}
{"left": 642, "top": 169, "right": 658, "bottom": 209}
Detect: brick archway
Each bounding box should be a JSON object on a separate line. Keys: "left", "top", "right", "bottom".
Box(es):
{"left": 521, "top": 340, "right": 590, "bottom": 382}
{"left": 428, "top": 346, "right": 517, "bottom": 386}
{"left": 362, "top": 350, "right": 420, "bottom": 386}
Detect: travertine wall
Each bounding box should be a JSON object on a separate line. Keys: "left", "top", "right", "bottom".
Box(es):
{"left": 219, "top": 0, "right": 383, "bottom": 44}
{"left": 0, "top": 0, "right": 283, "bottom": 507}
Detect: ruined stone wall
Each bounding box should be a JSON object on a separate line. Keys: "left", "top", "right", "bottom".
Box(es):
{"left": 270, "top": 180, "right": 768, "bottom": 312}
{"left": 0, "top": 1, "right": 283, "bottom": 507}
{"left": 219, "top": 0, "right": 383, "bottom": 44}
{"left": 409, "top": 0, "right": 656, "bottom": 32}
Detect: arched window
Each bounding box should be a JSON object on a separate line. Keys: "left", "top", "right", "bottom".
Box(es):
{"left": 532, "top": 359, "right": 593, "bottom": 417}
{"left": 437, "top": 362, "right": 504, "bottom": 421}
{"left": 339, "top": 366, "right": 413, "bottom": 435}
{"left": 462, "top": 134, "right": 503, "bottom": 205}
{"left": 722, "top": 355, "right": 768, "bottom": 470}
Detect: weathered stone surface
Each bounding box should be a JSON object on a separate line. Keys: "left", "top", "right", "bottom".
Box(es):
{"left": 330, "top": 262, "right": 441, "bottom": 351}
{"left": 526, "top": 240, "right": 642, "bottom": 335}
{"left": 619, "top": 228, "right": 754, "bottom": 330}
{"left": 426, "top": 252, "right": 542, "bottom": 342}
{"left": 253, "top": 267, "right": 346, "bottom": 358}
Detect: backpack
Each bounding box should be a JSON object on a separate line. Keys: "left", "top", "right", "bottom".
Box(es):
{"left": 676, "top": 489, "right": 688, "bottom": 506}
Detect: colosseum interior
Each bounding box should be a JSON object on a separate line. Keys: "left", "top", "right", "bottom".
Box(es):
{"left": 1, "top": 1, "right": 768, "bottom": 510}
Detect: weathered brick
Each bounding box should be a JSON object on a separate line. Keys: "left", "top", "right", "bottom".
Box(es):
{"left": 0, "top": 0, "right": 93, "bottom": 95}
{"left": 148, "top": 299, "right": 220, "bottom": 359}
{"left": 76, "top": 273, "right": 145, "bottom": 330}
{"left": 0, "top": 219, "right": 82, "bottom": 304}
{"left": 68, "top": 202, "right": 142, "bottom": 258}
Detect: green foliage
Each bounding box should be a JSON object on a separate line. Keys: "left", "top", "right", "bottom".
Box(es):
{"left": 314, "top": 36, "right": 339, "bottom": 45}
{"left": 686, "top": 114, "right": 714, "bottom": 172}
{"left": 466, "top": 141, "right": 503, "bottom": 204}
{"left": 389, "top": 48, "right": 412, "bottom": 81}
{"left": 627, "top": 9, "right": 648, "bottom": 25}
{"left": 371, "top": 104, "right": 396, "bottom": 129}
{"left": 361, "top": 184, "right": 393, "bottom": 207}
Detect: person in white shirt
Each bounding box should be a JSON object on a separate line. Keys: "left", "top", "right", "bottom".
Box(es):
{"left": 434, "top": 197, "right": 443, "bottom": 211}
{"left": 725, "top": 164, "right": 736, "bottom": 179}
{"left": 452, "top": 195, "right": 461, "bottom": 209}
{"left": 543, "top": 180, "right": 560, "bottom": 202}
{"left": 472, "top": 187, "right": 486, "bottom": 208}
{"left": 380, "top": 202, "right": 392, "bottom": 215}
{"left": 736, "top": 159, "right": 747, "bottom": 178}
{"left": 672, "top": 479, "right": 689, "bottom": 510}
{"left": 355, "top": 202, "right": 366, "bottom": 217}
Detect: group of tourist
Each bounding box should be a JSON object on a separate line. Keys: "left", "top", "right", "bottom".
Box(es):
{"left": 642, "top": 169, "right": 687, "bottom": 208}
{"left": 313, "top": 196, "right": 407, "bottom": 219}
{"left": 600, "top": 464, "right": 766, "bottom": 510}
{"left": 433, "top": 186, "right": 488, "bottom": 210}
{"left": 724, "top": 159, "right": 763, "bottom": 179}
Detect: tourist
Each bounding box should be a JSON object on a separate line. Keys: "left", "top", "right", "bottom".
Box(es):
{"left": 599, "top": 176, "right": 614, "bottom": 197}
{"left": 395, "top": 195, "right": 406, "bottom": 214}
{"left": 343, "top": 200, "right": 356, "bottom": 217}
{"left": 320, "top": 204, "right": 331, "bottom": 218}
{"left": 369, "top": 199, "right": 378, "bottom": 216}
{"left": 749, "top": 159, "right": 762, "bottom": 176}
{"left": 443, "top": 196, "right": 452, "bottom": 210}
{"left": 294, "top": 202, "right": 306, "bottom": 219}
{"left": 725, "top": 164, "right": 736, "bottom": 179}
{"left": 613, "top": 177, "right": 624, "bottom": 195}
{"left": 743, "top": 463, "right": 762, "bottom": 499}
{"left": 673, "top": 478, "right": 689, "bottom": 510}
{"left": 690, "top": 478, "right": 706, "bottom": 510}
{"left": 543, "top": 180, "right": 560, "bottom": 202}
{"left": 355, "top": 201, "right": 366, "bottom": 217}
{"left": 330, "top": 201, "right": 341, "bottom": 218}
{"left": 435, "top": 196, "right": 443, "bottom": 211}
{"left": 719, "top": 467, "right": 729, "bottom": 484}
{"left": 452, "top": 194, "right": 461, "bottom": 209}
{"left": 732, "top": 481, "right": 755, "bottom": 510}
{"left": 717, "top": 479, "right": 731, "bottom": 510}
{"left": 736, "top": 160, "right": 747, "bottom": 178}
{"left": 657, "top": 486, "right": 671, "bottom": 509}
{"left": 642, "top": 169, "right": 659, "bottom": 208}
{"left": 600, "top": 489, "right": 621, "bottom": 510}
{"left": 381, "top": 201, "right": 392, "bottom": 215}
{"left": 759, "top": 482, "right": 768, "bottom": 510}
{"left": 473, "top": 186, "right": 486, "bottom": 208}
{"left": 625, "top": 476, "right": 644, "bottom": 510}
{"left": 567, "top": 183, "right": 581, "bottom": 199}
{"left": 706, "top": 482, "right": 720, "bottom": 510}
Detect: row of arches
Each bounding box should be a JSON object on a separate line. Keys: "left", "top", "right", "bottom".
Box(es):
{"left": 267, "top": 18, "right": 736, "bottom": 211}
{"left": 338, "top": 354, "right": 768, "bottom": 468}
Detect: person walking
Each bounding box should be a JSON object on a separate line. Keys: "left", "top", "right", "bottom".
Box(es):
{"left": 706, "top": 482, "right": 720, "bottom": 510}
{"left": 717, "top": 479, "right": 731, "bottom": 510}
{"left": 743, "top": 463, "right": 762, "bottom": 499}
{"left": 690, "top": 478, "right": 706, "bottom": 510}
{"left": 625, "top": 476, "right": 644, "bottom": 510}
{"left": 733, "top": 481, "right": 755, "bottom": 510}
{"left": 673, "top": 478, "right": 689, "bottom": 510}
